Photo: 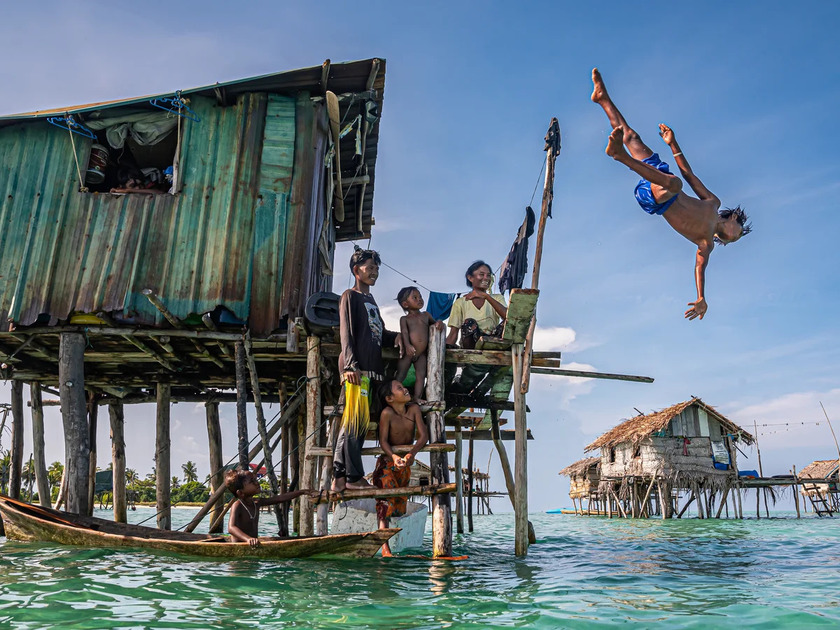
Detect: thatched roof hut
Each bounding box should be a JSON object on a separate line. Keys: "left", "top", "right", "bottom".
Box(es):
{"left": 559, "top": 456, "right": 601, "bottom": 500}
{"left": 799, "top": 459, "right": 839, "bottom": 480}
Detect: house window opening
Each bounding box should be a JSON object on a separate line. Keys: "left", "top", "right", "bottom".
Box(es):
{"left": 633, "top": 445, "right": 641, "bottom": 459}
{"left": 609, "top": 447, "right": 616, "bottom": 463}
{"left": 82, "top": 109, "right": 181, "bottom": 195}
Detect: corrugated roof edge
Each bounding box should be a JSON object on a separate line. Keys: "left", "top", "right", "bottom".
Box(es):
{"left": 0, "top": 58, "right": 385, "bottom": 124}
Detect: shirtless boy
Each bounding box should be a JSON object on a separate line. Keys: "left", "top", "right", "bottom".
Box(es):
{"left": 225, "top": 468, "right": 306, "bottom": 547}
{"left": 591, "top": 68, "right": 751, "bottom": 320}
{"left": 372, "top": 379, "right": 429, "bottom": 556}
{"left": 394, "top": 287, "right": 445, "bottom": 403}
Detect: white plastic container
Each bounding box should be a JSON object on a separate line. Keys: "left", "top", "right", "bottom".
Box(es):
{"left": 330, "top": 499, "right": 428, "bottom": 553}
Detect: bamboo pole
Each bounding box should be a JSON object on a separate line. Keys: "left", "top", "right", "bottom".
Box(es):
{"left": 59, "top": 332, "right": 89, "bottom": 515}
{"left": 467, "top": 430, "right": 475, "bottom": 532}
{"left": 109, "top": 402, "right": 127, "bottom": 523}
{"left": 454, "top": 423, "right": 464, "bottom": 535}
{"left": 792, "top": 465, "right": 801, "bottom": 519}
{"left": 427, "top": 325, "right": 452, "bottom": 557}
{"left": 244, "top": 334, "right": 283, "bottom": 531}
{"left": 155, "top": 383, "right": 171, "bottom": 530}
{"left": 29, "top": 382, "right": 50, "bottom": 508}
{"left": 511, "top": 343, "right": 531, "bottom": 554}
{"left": 300, "top": 335, "right": 321, "bottom": 537}
{"left": 521, "top": 117, "right": 561, "bottom": 395}
{"left": 235, "top": 342, "right": 249, "bottom": 468}
{"left": 205, "top": 402, "right": 224, "bottom": 533}
{"left": 9, "top": 381, "right": 24, "bottom": 500}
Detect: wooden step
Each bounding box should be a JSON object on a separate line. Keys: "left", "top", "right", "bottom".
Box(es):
{"left": 309, "top": 482, "right": 456, "bottom": 504}
{"left": 306, "top": 443, "right": 455, "bottom": 460}
{"left": 323, "top": 400, "right": 445, "bottom": 417}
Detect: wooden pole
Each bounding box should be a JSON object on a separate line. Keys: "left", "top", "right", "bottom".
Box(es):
{"left": 59, "top": 332, "right": 89, "bottom": 515}
{"left": 280, "top": 421, "right": 290, "bottom": 536}
{"left": 8, "top": 381, "right": 24, "bottom": 499}
{"left": 293, "top": 408, "right": 302, "bottom": 534}
{"left": 792, "top": 465, "right": 801, "bottom": 519}
{"left": 29, "top": 382, "right": 50, "bottom": 508}
{"left": 155, "top": 382, "right": 171, "bottom": 530}
{"left": 657, "top": 481, "right": 666, "bottom": 520}
{"left": 640, "top": 476, "right": 657, "bottom": 518}
{"left": 467, "top": 430, "right": 475, "bottom": 532}
{"left": 715, "top": 480, "right": 731, "bottom": 519}
{"left": 427, "top": 325, "right": 452, "bottom": 557}
{"left": 316, "top": 416, "right": 340, "bottom": 536}
{"left": 235, "top": 342, "right": 249, "bottom": 468}
{"left": 454, "top": 422, "right": 464, "bottom": 535}
{"left": 244, "top": 334, "right": 283, "bottom": 531}
{"left": 205, "top": 402, "right": 224, "bottom": 533}
{"left": 109, "top": 402, "right": 127, "bottom": 523}
{"left": 300, "top": 335, "right": 321, "bottom": 537}
{"left": 86, "top": 391, "right": 98, "bottom": 516}
{"left": 511, "top": 343, "right": 531, "bottom": 554}
{"left": 521, "top": 118, "right": 561, "bottom": 394}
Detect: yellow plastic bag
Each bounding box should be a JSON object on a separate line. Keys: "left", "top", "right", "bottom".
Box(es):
{"left": 341, "top": 375, "right": 371, "bottom": 436}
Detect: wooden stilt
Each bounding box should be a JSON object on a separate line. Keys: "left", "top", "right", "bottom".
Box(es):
{"left": 205, "top": 402, "right": 224, "bottom": 533}
{"left": 316, "top": 416, "right": 339, "bottom": 535}
{"left": 55, "top": 469, "right": 67, "bottom": 510}
{"left": 235, "top": 341, "right": 249, "bottom": 468}
{"left": 606, "top": 487, "right": 612, "bottom": 519}
{"left": 715, "top": 480, "right": 731, "bottom": 519}
{"left": 59, "top": 332, "right": 90, "bottom": 515}
{"left": 293, "top": 407, "right": 303, "bottom": 534}
{"left": 280, "top": 420, "right": 290, "bottom": 537}
{"left": 109, "top": 402, "right": 127, "bottom": 523}
{"left": 244, "top": 334, "right": 283, "bottom": 531}
{"left": 86, "top": 391, "right": 98, "bottom": 516}
{"left": 677, "top": 493, "right": 695, "bottom": 518}
{"left": 9, "top": 381, "right": 24, "bottom": 500}
{"left": 792, "top": 466, "right": 801, "bottom": 519}
{"left": 467, "top": 430, "right": 474, "bottom": 532}
{"left": 640, "top": 476, "right": 657, "bottom": 518}
{"left": 657, "top": 481, "right": 666, "bottom": 520}
{"left": 300, "top": 335, "right": 321, "bottom": 537}
{"left": 30, "top": 382, "right": 50, "bottom": 508}
{"left": 427, "top": 325, "right": 452, "bottom": 558}
{"left": 511, "top": 343, "right": 530, "bottom": 554}
{"left": 454, "top": 423, "right": 464, "bottom": 535}
{"left": 756, "top": 487, "right": 760, "bottom": 519}
{"left": 155, "top": 382, "right": 171, "bottom": 530}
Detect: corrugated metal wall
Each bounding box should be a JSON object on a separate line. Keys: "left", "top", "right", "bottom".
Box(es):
{"left": 0, "top": 92, "right": 329, "bottom": 335}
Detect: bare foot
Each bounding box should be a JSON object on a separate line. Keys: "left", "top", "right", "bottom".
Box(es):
{"left": 380, "top": 545, "right": 393, "bottom": 558}
{"left": 591, "top": 68, "right": 609, "bottom": 103}
{"left": 605, "top": 127, "right": 627, "bottom": 160}
{"left": 331, "top": 478, "right": 346, "bottom": 492}
{"left": 346, "top": 479, "right": 372, "bottom": 490}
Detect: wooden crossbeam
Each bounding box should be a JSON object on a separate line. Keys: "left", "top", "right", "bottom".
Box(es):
{"left": 309, "top": 483, "right": 456, "bottom": 504}
{"left": 305, "top": 443, "right": 455, "bottom": 460}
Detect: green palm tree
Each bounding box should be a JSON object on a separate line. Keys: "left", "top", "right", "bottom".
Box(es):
{"left": 182, "top": 461, "right": 198, "bottom": 484}
{"left": 171, "top": 476, "right": 180, "bottom": 490}
{"left": 125, "top": 468, "right": 139, "bottom": 487}
{"left": 48, "top": 461, "right": 64, "bottom": 490}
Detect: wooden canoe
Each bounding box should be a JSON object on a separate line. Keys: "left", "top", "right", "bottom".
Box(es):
{"left": 0, "top": 496, "right": 398, "bottom": 559}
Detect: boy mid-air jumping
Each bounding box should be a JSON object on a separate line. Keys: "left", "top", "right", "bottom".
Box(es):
{"left": 591, "top": 68, "right": 751, "bottom": 320}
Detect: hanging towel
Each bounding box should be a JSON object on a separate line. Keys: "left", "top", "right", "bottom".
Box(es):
{"left": 498, "top": 206, "right": 536, "bottom": 295}
{"left": 426, "top": 291, "right": 457, "bottom": 321}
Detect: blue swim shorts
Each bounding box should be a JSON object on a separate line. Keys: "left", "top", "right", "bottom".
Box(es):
{"left": 634, "top": 153, "right": 678, "bottom": 215}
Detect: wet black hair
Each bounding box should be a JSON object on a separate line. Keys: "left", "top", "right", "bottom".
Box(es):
{"left": 377, "top": 379, "right": 399, "bottom": 408}
{"left": 224, "top": 467, "right": 255, "bottom": 494}
{"left": 715, "top": 206, "right": 752, "bottom": 245}
{"left": 464, "top": 260, "right": 492, "bottom": 288}
{"left": 396, "top": 286, "right": 420, "bottom": 311}
{"left": 349, "top": 247, "right": 381, "bottom": 272}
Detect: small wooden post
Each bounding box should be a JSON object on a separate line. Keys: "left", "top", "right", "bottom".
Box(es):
{"left": 30, "top": 382, "right": 50, "bottom": 507}
{"left": 280, "top": 421, "right": 290, "bottom": 536}
{"left": 155, "top": 382, "right": 171, "bottom": 530}
{"left": 657, "top": 481, "right": 666, "bottom": 520}
{"left": 467, "top": 430, "right": 475, "bottom": 533}
{"left": 316, "top": 416, "right": 340, "bottom": 535}
{"left": 792, "top": 465, "right": 801, "bottom": 519}
{"left": 454, "top": 422, "right": 464, "bottom": 535}
{"left": 109, "top": 402, "right": 127, "bottom": 523}
{"left": 86, "top": 391, "right": 98, "bottom": 516}
{"left": 59, "top": 332, "right": 90, "bottom": 515}
{"left": 511, "top": 343, "right": 529, "bottom": 555}
{"left": 205, "top": 401, "right": 224, "bottom": 533}
{"left": 293, "top": 408, "right": 303, "bottom": 534}
{"left": 300, "top": 335, "right": 321, "bottom": 537}
{"left": 8, "top": 380, "right": 24, "bottom": 500}
{"left": 235, "top": 341, "right": 249, "bottom": 468}
{"left": 427, "top": 325, "right": 452, "bottom": 557}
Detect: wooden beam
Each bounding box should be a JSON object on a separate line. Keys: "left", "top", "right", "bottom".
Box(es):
{"left": 305, "top": 443, "right": 455, "bottom": 459}
{"left": 109, "top": 402, "right": 127, "bottom": 523}
{"left": 427, "top": 325, "right": 452, "bottom": 558}
{"left": 310, "top": 483, "right": 456, "bottom": 504}
{"left": 9, "top": 381, "right": 24, "bottom": 500}
{"left": 512, "top": 343, "right": 529, "bottom": 555}
{"left": 455, "top": 425, "right": 464, "bottom": 535}
{"left": 467, "top": 430, "right": 475, "bottom": 533}
{"left": 300, "top": 335, "right": 321, "bottom": 536}
{"left": 155, "top": 382, "right": 171, "bottom": 530}
{"left": 530, "top": 367, "right": 654, "bottom": 383}
{"left": 30, "top": 382, "right": 50, "bottom": 508}
{"left": 235, "top": 341, "right": 249, "bottom": 468}
{"left": 59, "top": 332, "right": 90, "bottom": 516}
{"left": 86, "top": 392, "right": 98, "bottom": 516}
{"left": 205, "top": 402, "right": 224, "bottom": 533}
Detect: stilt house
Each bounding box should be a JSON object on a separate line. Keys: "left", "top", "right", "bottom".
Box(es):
{"left": 584, "top": 398, "right": 754, "bottom": 518}
{"left": 798, "top": 459, "right": 839, "bottom": 515}
{"left": 559, "top": 456, "right": 601, "bottom": 514}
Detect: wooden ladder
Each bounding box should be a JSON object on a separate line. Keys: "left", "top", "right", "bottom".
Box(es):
{"left": 802, "top": 483, "right": 834, "bottom": 517}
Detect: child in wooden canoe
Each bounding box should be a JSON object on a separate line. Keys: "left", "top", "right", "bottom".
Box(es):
{"left": 394, "top": 286, "right": 446, "bottom": 403}
{"left": 225, "top": 468, "right": 306, "bottom": 547}
{"left": 372, "top": 379, "right": 429, "bottom": 556}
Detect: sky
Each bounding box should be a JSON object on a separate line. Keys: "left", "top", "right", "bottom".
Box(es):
{"left": 1, "top": 1, "right": 839, "bottom": 513}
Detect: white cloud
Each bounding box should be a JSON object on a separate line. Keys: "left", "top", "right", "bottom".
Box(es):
{"left": 530, "top": 361, "right": 598, "bottom": 409}
{"left": 533, "top": 325, "right": 575, "bottom": 351}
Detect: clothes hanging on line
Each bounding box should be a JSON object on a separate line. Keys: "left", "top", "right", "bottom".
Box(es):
{"left": 426, "top": 291, "right": 457, "bottom": 321}
{"left": 497, "top": 205, "right": 536, "bottom": 295}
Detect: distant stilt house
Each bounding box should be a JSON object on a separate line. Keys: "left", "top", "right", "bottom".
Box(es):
{"left": 798, "top": 460, "right": 839, "bottom": 516}
{"left": 583, "top": 398, "right": 754, "bottom": 519}
{"left": 559, "top": 456, "right": 601, "bottom": 515}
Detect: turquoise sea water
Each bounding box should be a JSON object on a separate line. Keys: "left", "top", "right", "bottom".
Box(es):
{"left": 1, "top": 508, "right": 838, "bottom": 628}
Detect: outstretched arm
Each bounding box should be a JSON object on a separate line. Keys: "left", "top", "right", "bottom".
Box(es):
{"left": 685, "top": 245, "right": 713, "bottom": 321}
{"left": 660, "top": 125, "right": 720, "bottom": 207}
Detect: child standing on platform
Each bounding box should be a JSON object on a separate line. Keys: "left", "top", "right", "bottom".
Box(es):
{"left": 394, "top": 286, "right": 445, "bottom": 403}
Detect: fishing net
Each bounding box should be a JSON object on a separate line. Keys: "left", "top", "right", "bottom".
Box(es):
{"left": 341, "top": 375, "right": 371, "bottom": 436}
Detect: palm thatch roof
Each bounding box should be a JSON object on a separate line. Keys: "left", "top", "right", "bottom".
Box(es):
{"left": 799, "top": 459, "right": 839, "bottom": 479}
{"left": 559, "top": 457, "right": 600, "bottom": 477}
{"left": 584, "top": 397, "right": 754, "bottom": 452}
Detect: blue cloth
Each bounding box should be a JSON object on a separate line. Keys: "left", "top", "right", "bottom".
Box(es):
{"left": 426, "top": 291, "right": 456, "bottom": 321}
{"left": 634, "top": 153, "right": 679, "bottom": 215}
